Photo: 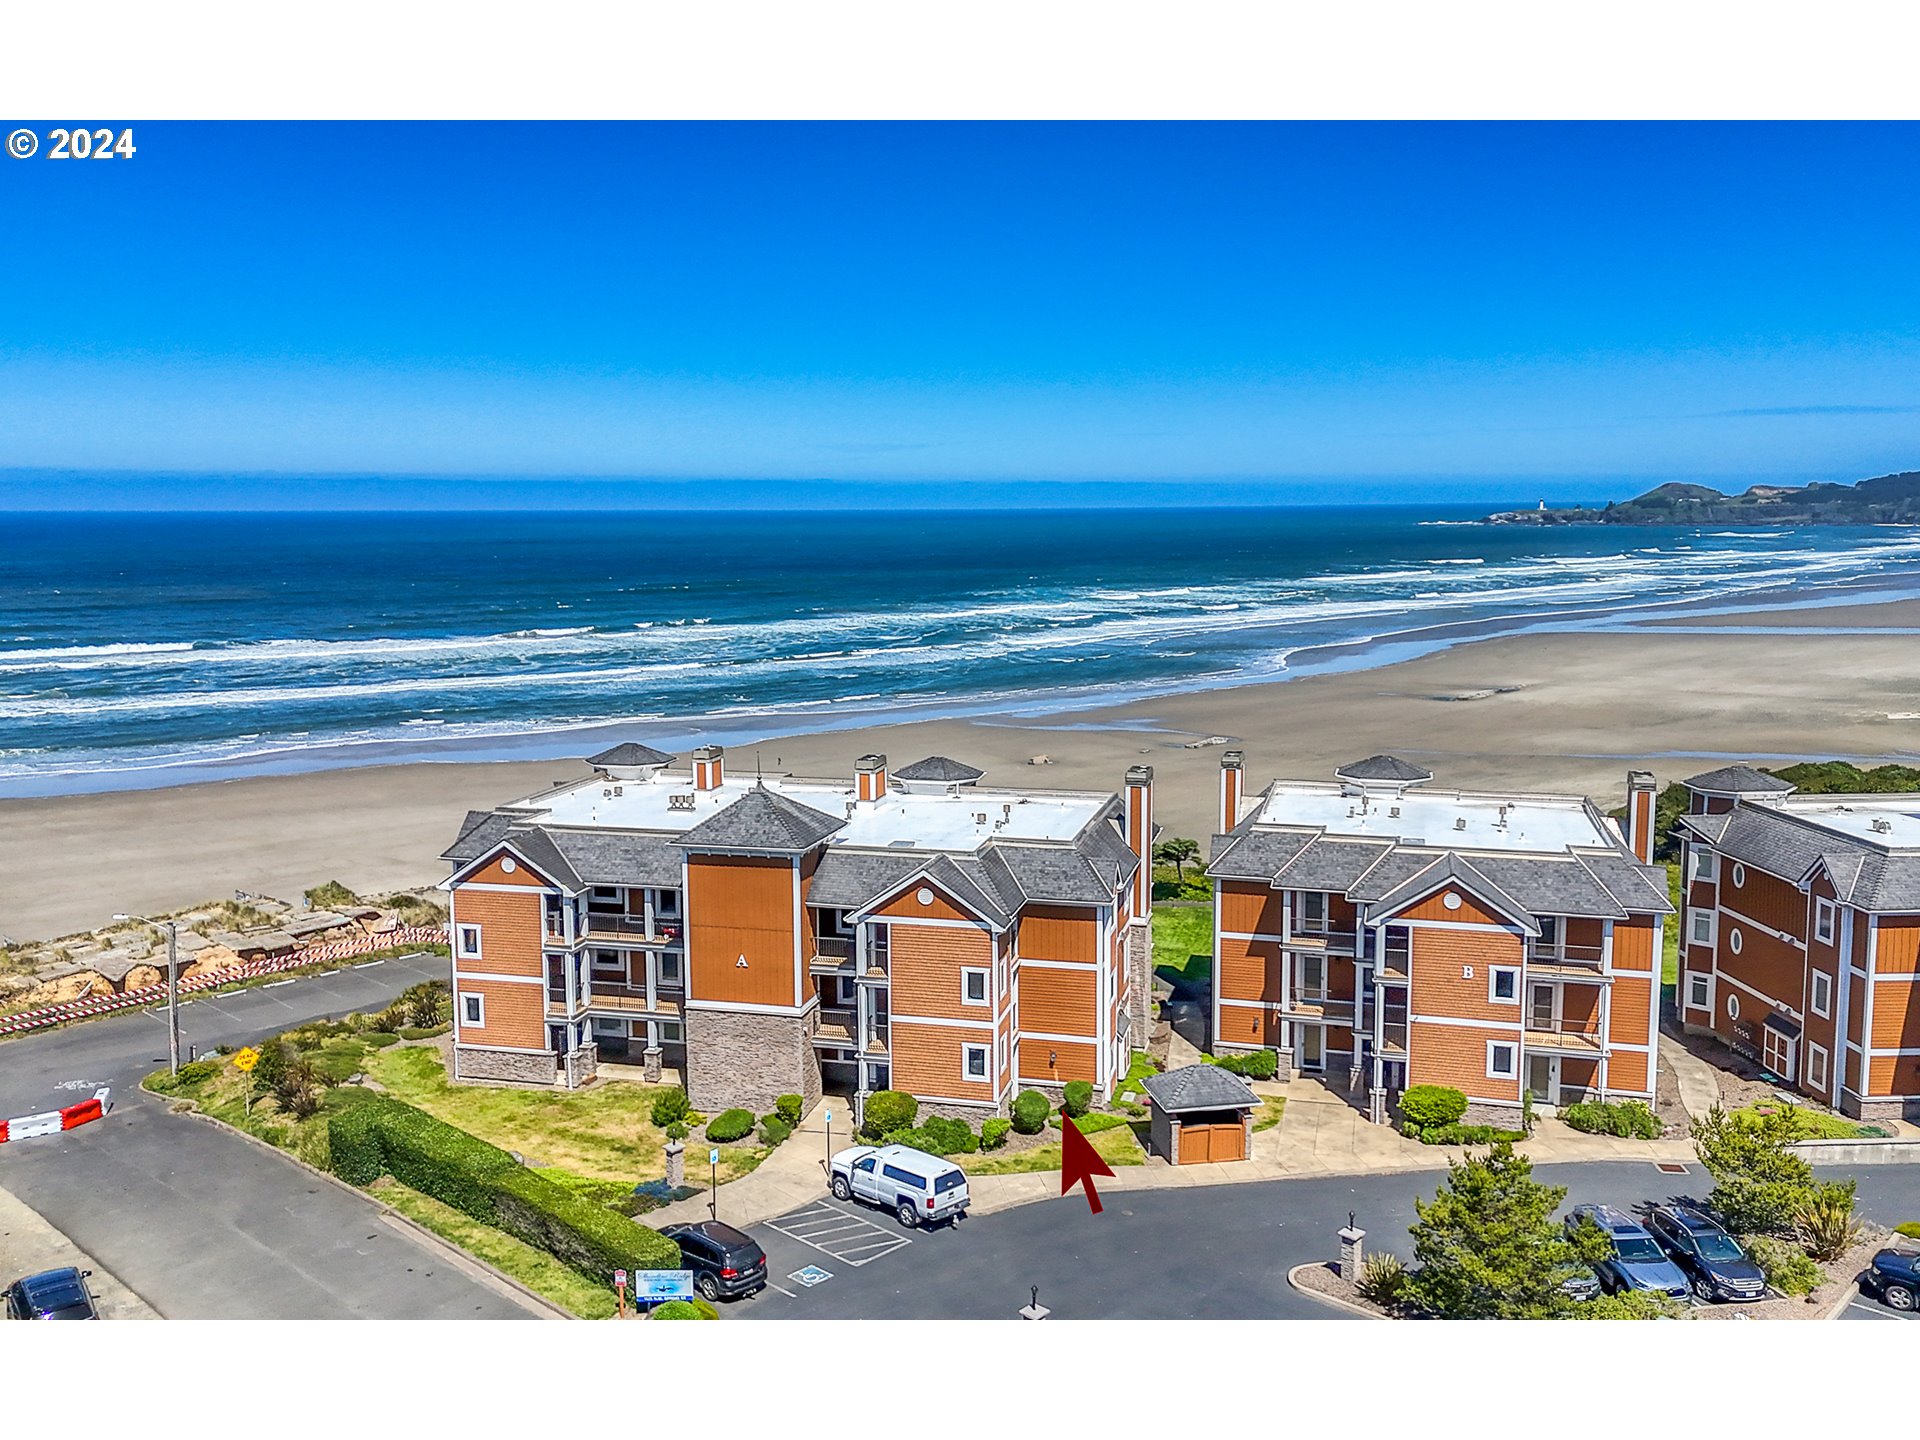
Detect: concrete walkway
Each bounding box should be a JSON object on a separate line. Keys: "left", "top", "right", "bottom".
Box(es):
{"left": 1662, "top": 1037, "right": 1725, "bottom": 1124}
{"left": 646, "top": 1097, "right": 848, "bottom": 1231}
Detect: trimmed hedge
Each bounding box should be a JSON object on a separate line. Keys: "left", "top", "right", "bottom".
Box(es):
{"left": 1398, "top": 1085, "right": 1468, "bottom": 1130}
{"left": 1407, "top": 1122, "right": 1527, "bottom": 1146}
{"left": 862, "top": 1090, "right": 918, "bottom": 1139}
{"left": 1062, "top": 1080, "right": 1094, "bottom": 1117}
{"left": 325, "top": 1095, "right": 679, "bottom": 1282}
{"left": 1561, "top": 1099, "right": 1662, "bottom": 1139}
{"left": 981, "top": 1117, "right": 1012, "bottom": 1150}
{"left": 706, "top": 1108, "right": 756, "bottom": 1143}
{"left": 1011, "top": 1089, "right": 1050, "bottom": 1135}
{"left": 887, "top": 1115, "right": 978, "bottom": 1156}
{"left": 758, "top": 1115, "right": 793, "bottom": 1145}
{"left": 1209, "top": 1049, "right": 1279, "bottom": 1080}
{"left": 651, "top": 1298, "right": 718, "bottom": 1319}
{"left": 775, "top": 1093, "right": 804, "bottom": 1127}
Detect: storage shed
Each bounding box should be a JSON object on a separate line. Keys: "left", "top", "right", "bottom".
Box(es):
{"left": 1142, "top": 1064, "right": 1258, "bottom": 1165}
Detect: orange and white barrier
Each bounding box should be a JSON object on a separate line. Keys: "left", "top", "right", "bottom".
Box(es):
{"left": 0, "top": 925, "right": 447, "bottom": 1038}
{"left": 0, "top": 1088, "right": 111, "bottom": 1143}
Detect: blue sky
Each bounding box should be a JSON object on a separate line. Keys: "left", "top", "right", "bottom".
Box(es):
{"left": 2, "top": 121, "right": 1917, "bottom": 507}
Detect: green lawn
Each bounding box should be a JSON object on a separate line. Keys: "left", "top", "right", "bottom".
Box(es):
{"left": 373, "top": 1178, "right": 618, "bottom": 1318}
{"left": 1153, "top": 904, "right": 1212, "bottom": 990}
{"left": 1114, "top": 1049, "right": 1158, "bottom": 1102}
{"left": 1663, "top": 862, "right": 1681, "bottom": 987}
{"left": 1251, "top": 1095, "right": 1287, "bottom": 1132}
{"left": 968, "top": 1121, "right": 1146, "bottom": 1175}
{"left": 1730, "top": 1101, "right": 1890, "bottom": 1140}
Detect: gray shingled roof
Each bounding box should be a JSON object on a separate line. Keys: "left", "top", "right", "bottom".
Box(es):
{"left": 1362, "top": 853, "right": 1541, "bottom": 934}
{"left": 675, "top": 785, "right": 846, "bottom": 853}
{"left": 1574, "top": 851, "right": 1676, "bottom": 913}
{"left": 1683, "top": 763, "right": 1796, "bottom": 795}
{"left": 809, "top": 850, "right": 927, "bottom": 910}
{"left": 1336, "top": 755, "right": 1434, "bottom": 784}
{"left": 546, "top": 828, "right": 683, "bottom": 888}
{"left": 587, "top": 741, "right": 675, "bottom": 769}
{"left": 1276, "top": 836, "right": 1400, "bottom": 893}
{"left": 985, "top": 844, "right": 1115, "bottom": 904}
{"left": 893, "top": 755, "right": 985, "bottom": 783}
{"left": 1142, "top": 1064, "right": 1258, "bottom": 1113}
{"left": 1676, "top": 804, "right": 1920, "bottom": 912}
{"left": 1208, "top": 828, "right": 1317, "bottom": 881}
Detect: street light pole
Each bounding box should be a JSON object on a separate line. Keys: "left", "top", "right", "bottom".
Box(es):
{"left": 115, "top": 912, "right": 181, "bottom": 1075}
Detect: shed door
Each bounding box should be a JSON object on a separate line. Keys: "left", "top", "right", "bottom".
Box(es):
{"left": 1177, "top": 1123, "right": 1243, "bottom": 1164}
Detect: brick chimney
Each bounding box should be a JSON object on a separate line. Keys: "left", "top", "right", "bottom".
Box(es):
{"left": 1626, "top": 770, "right": 1656, "bottom": 863}
{"left": 855, "top": 753, "right": 889, "bottom": 803}
{"left": 1125, "top": 765, "right": 1154, "bottom": 922}
{"left": 693, "top": 745, "right": 724, "bottom": 791}
{"left": 1220, "top": 750, "right": 1244, "bottom": 835}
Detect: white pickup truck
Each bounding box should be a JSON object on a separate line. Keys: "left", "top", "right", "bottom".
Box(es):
{"left": 828, "top": 1143, "right": 971, "bottom": 1228}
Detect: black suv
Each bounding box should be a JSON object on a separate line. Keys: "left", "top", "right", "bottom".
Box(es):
{"left": 4, "top": 1267, "right": 99, "bottom": 1320}
{"left": 1644, "top": 1204, "right": 1767, "bottom": 1303}
{"left": 660, "top": 1220, "right": 768, "bottom": 1301}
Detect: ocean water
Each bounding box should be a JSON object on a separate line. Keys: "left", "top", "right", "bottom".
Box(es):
{"left": 4, "top": 505, "right": 1919, "bottom": 796}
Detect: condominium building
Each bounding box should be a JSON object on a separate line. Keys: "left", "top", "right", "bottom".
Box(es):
{"left": 441, "top": 743, "right": 1152, "bottom": 1124}
{"left": 1206, "top": 752, "right": 1672, "bottom": 1125}
{"left": 1674, "top": 763, "right": 1920, "bottom": 1121}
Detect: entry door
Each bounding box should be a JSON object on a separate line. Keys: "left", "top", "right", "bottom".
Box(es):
{"left": 1528, "top": 983, "right": 1558, "bottom": 1032}
{"left": 1526, "top": 1054, "right": 1556, "bottom": 1103}
{"left": 1297, "top": 1023, "right": 1325, "bottom": 1073}
{"left": 1762, "top": 1026, "right": 1798, "bottom": 1082}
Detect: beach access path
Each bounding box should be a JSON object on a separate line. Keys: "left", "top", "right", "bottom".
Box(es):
{"left": 0, "top": 950, "right": 540, "bottom": 1319}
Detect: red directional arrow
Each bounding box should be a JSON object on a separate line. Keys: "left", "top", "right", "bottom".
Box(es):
{"left": 1059, "top": 1113, "right": 1115, "bottom": 1214}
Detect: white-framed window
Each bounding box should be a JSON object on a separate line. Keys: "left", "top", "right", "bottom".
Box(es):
{"left": 1811, "top": 970, "right": 1832, "bottom": 1019}
{"left": 1297, "top": 890, "right": 1328, "bottom": 931}
{"left": 1688, "top": 849, "right": 1719, "bottom": 885}
{"left": 1690, "top": 910, "right": 1715, "bottom": 946}
{"left": 961, "top": 966, "right": 990, "bottom": 1006}
{"left": 455, "top": 923, "right": 482, "bottom": 959}
{"left": 591, "top": 947, "right": 625, "bottom": 974}
{"left": 1488, "top": 966, "right": 1520, "bottom": 1004}
{"left": 461, "top": 992, "right": 484, "bottom": 1027}
{"left": 962, "top": 1041, "right": 991, "bottom": 1081}
{"left": 658, "top": 1020, "right": 684, "bottom": 1043}
{"left": 1729, "top": 928, "right": 1744, "bottom": 956}
{"left": 1806, "top": 1041, "right": 1830, "bottom": 1092}
{"left": 1727, "top": 993, "right": 1741, "bottom": 1020}
{"left": 658, "top": 951, "right": 682, "bottom": 985}
{"left": 652, "top": 887, "right": 680, "bottom": 919}
{"left": 1815, "top": 898, "right": 1837, "bottom": 946}
{"left": 1687, "top": 972, "right": 1710, "bottom": 1010}
{"left": 1731, "top": 862, "right": 1748, "bottom": 888}
{"left": 1487, "top": 1041, "right": 1517, "bottom": 1079}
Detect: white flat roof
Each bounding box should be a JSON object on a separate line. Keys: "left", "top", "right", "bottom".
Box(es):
{"left": 510, "top": 770, "right": 1110, "bottom": 852}
{"left": 1780, "top": 795, "right": 1920, "bottom": 850}
{"left": 1254, "top": 781, "right": 1616, "bottom": 855}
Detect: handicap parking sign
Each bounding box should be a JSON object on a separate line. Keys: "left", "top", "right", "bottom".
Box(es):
{"left": 789, "top": 1265, "right": 833, "bottom": 1288}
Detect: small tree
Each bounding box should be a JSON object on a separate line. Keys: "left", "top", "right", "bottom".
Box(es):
{"left": 650, "top": 1088, "right": 691, "bottom": 1128}
{"left": 1692, "top": 1104, "right": 1826, "bottom": 1236}
{"left": 1154, "top": 837, "right": 1202, "bottom": 884}
{"left": 1406, "top": 1140, "right": 1606, "bottom": 1319}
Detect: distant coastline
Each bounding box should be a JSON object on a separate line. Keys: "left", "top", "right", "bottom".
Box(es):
{"left": 1488, "top": 468, "right": 1920, "bottom": 526}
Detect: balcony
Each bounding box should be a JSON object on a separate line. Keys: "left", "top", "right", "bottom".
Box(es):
{"left": 579, "top": 913, "right": 683, "bottom": 947}
{"left": 1527, "top": 941, "right": 1607, "bottom": 974}
{"left": 1282, "top": 987, "right": 1353, "bottom": 1019}
{"left": 1379, "top": 1004, "right": 1409, "bottom": 1057}
{"left": 1289, "top": 923, "right": 1359, "bottom": 954}
{"left": 1523, "top": 1022, "right": 1605, "bottom": 1055}
{"left": 813, "top": 1008, "right": 857, "bottom": 1047}
{"left": 545, "top": 990, "right": 590, "bottom": 1018}
{"left": 583, "top": 984, "right": 684, "bottom": 1017}
{"left": 808, "top": 935, "right": 855, "bottom": 975}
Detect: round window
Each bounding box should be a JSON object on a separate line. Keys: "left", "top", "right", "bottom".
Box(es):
{"left": 500, "top": 856, "right": 517, "bottom": 874}
{"left": 1442, "top": 891, "right": 1462, "bottom": 911}
{"left": 1729, "top": 928, "right": 1743, "bottom": 955}
{"left": 1727, "top": 993, "right": 1740, "bottom": 1019}
{"left": 1731, "top": 863, "right": 1747, "bottom": 887}
{"left": 916, "top": 887, "right": 934, "bottom": 906}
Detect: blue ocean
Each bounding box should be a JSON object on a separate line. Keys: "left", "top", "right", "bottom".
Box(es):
{"left": 4, "top": 505, "right": 1919, "bottom": 796}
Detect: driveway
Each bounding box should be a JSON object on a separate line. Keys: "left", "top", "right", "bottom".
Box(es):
{"left": 0, "top": 953, "right": 540, "bottom": 1319}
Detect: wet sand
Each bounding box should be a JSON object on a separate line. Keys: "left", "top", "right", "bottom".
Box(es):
{"left": 6, "top": 597, "right": 1919, "bottom": 941}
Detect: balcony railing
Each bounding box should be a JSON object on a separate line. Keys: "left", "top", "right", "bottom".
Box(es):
{"left": 583, "top": 983, "right": 684, "bottom": 1016}
{"left": 1523, "top": 1022, "right": 1605, "bottom": 1054}
{"left": 1379, "top": 1005, "right": 1409, "bottom": 1055}
{"left": 1528, "top": 941, "right": 1607, "bottom": 969}
{"left": 1289, "top": 922, "right": 1359, "bottom": 951}
{"left": 580, "top": 914, "right": 682, "bottom": 946}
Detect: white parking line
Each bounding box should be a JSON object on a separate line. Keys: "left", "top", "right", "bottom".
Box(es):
{"left": 263, "top": 979, "right": 297, "bottom": 988}
{"left": 351, "top": 960, "right": 387, "bottom": 969}
{"left": 764, "top": 1201, "right": 913, "bottom": 1267}
{"left": 768, "top": 1282, "right": 798, "bottom": 1298}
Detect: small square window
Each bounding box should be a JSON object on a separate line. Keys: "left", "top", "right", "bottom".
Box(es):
{"left": 653, "top": 888, "right": 681, "bottom": 918}
{"left": 1811, "top": 971, "right": 1832, "bottom": 1019}
{"left": 962, "top": 1042, "right": 990, "bottom": 1080}
{"left": 961, "top": 967, "right": 990, "bottom": 1006}
{"left": 1690, "top": 910, "right": 1715, "bottom": 946}
{"left": 1687, "top": 972, "right": 1710, "bottom": 1010}
{"left": 1488, "top": 967, "right": 1519, "bottom": 1004}
{"left": 461, "top": 993, "right": 484, "bottom": 1027}
{"left": 659, "top": 952, "right": 682, "bottom": 984}
{"left": 1487, "top": 1041, "right": 1517, "bottom": 1079}
{"left": 658, "top": 1021, "right": 684, "bottom": 1043}
{"left": 455, "top": 924, "right": 482, "bottom": 959}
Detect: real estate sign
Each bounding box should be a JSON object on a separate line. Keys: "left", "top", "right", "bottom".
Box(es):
{"left": 631, "top": 1269, "right": 695, "bottom": 1300}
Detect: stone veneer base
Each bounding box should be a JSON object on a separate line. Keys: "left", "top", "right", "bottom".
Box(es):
{"left": 454, "top": 1047, "right": 557, "bottom": 1086}
{"left": 685, "top": 1007, "right": 822, "bottom": 1116}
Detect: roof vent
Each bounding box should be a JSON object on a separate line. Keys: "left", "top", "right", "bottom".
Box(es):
{"left": 603, "top": 788, "right": 613, "bottom": 799}
{"left": 613, "top": 785, "right": 624, "bottom": 797}
{"left": 975, "top": 813, "right": 988, "bottom": 825}
{"left": 1873, "top": 818, "right": 1893, "bottom": 834}
{"left": 1454, "top": 817, "right": 1468, "bottom": 831}
{"left": 1389, "top": 806, "right": 1401, "bottom": 818}
{"left": 667, "top": 793, "right": 696, "bottom": 812}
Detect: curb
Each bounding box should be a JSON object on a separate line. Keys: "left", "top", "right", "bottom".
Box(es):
{"left": 1822, "top": 1281, "right": 1863, "bottom": 1321}
{"left": 148, "top": 1083, "right": 573, "bottom": 1321}
{"left": 1285, "top": 1263, "right": 1385, "bottom": 1320}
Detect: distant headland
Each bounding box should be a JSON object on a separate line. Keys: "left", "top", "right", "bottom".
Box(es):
{"left": 1488, "top": 469, "right": 1920, "bottom": 526}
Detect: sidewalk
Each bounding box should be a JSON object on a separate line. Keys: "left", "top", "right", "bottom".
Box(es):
{"left": 644, "top": 1097, "right": 849, "bottom": 1231}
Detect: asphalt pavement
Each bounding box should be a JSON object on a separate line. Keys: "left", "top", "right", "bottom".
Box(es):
{"left": 0, "top": 952, "right": 540, "bottom": 1319}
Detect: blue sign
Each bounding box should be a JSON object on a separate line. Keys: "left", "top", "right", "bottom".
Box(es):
{"left": 709, "top": 1148, "right": 719, "bottom": 1165}
{"left": 631, "top": 1269, "right": 695, "bottom": 1300}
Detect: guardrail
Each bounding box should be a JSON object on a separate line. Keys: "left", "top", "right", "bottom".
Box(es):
{"left": 0, "top": 924, "right": 448, "bottom": 1037}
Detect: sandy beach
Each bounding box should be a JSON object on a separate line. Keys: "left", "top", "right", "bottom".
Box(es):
{"left": 5, "top": 597, "right": 1920, "bottom": 942}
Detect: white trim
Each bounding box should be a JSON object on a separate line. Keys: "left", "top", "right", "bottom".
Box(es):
{"left": 1410, "top": 1013, "right": 1526, "bottom": 1033}
{"left": 961, "top": 1041, "right": 992, "bottom": 1082}
{"left": 1716, "top": 968, "right": 1799, "bottom": 1019}
{"left": 1728, "top": 926, "right": 1744, "bottom": 956}
{"left": 1016, "top": 955, "right": 1099, "bottom": 971}
{"left": 1866, "top": 1046, "right": 1920, "bottom": 1058}
{"left": 1731, "top": 862, "right": 1747, "bottom": 888}
{"left": 791, "top": 857, "right": 803, "bottom": 1011}
{"left": 1019, "top": 1026, "right": 1099, "bottom": 1043}
{"left": 454, "top": 922, "right": 483, "bottom": 960}
{"left": 959, "top": 965, "right": 991, "bottom": 1007}
{"left": 683, "top": 997, "right": 819, "bottom": 1017}
{"left": 1689, "top": 909, "right": 1716, "bottom": 947}
{"left": 890, "top": 1012, "right": 995, "bottom": 1031}
{"left": 1806, "top": 1041, "right": 1830, "bottom": 1092}
{"left": 454, "top": 970, "right": 543, "bottom": 986}
{"left": 1815, "top": 897, "right": 1838, "bottom": 947}
{"left": 1811, "top": 970, "right": 1833, "bottom": 1020}
{"left": 449, "top": 879, "right": 566, "bottom": 896}
{"left": 1394, "top": 916, "right": 1533, "bottom": 938}
{"left": 1686, "top": 971, "right": 1712, "bottom": 1011}
{"left": 1486, "top": 1039, "right": 1518, "bottom": 1079}
{"left": 1718, "top": 902, "right": 1801, "bottom": 949}
{"left": 1218, "top": 996, "right": 1282, "bottom": 1011}
{"left": 461, "top": 992, "right": 485, "bottom": 1027}
{"left": 453, "top": 1040, "right": 553, "bottom": 1056}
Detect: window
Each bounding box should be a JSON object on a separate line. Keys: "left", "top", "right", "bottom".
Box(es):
{"left": 653, "top": 888, "right": 680, "bottom": 919}
{"left": 1807, "top": 1042, "right": 1830, "bottom": 1092}
{"left": 657, "top": 1020, "right": 684, "bottom": 1043}
{"left": 1689, "top": 849, "right": 1719, "bottom": 884}
{"left": 1488, "top": 966, "right": 1520, "bottom": 1004}
{"left": 1298, "top": 890, "right": 1328, "bottom": 932}
{"left": 1727, "top": 993, "right": 1740, "bottom": 1020}
{"left": 882, "top": 1164, "right": 926, "bottom": 1188}
{"left": 962, "top": 1042, "right": 990, "bottom": 1080}
{"left": 1538, "top": 915, "right": 1561, "bottom": 951}
{"left": 1687, "top": 972, "right": 1710, "bottom": 1010}
{"left": 591, "top": 948, "right": 625, "bottom": 974}
{"left": 855, "top": 1156, "right": 876, "bottom": 1174}
{"left": 961, "top": 967, "right": 990, "bottom": 1006}
{"left": 658, "top": 951, "right": 682, "bottom": 985}
{"left": 1811, "top": 971, "right": 1832, "bottom": 1019}
{"left": 1690, "top": 910, "right": 1715, "bottom": 946}
{"left": 1729, "top": 928, "right": 1744, "bottom": 956}
{"left": 1731, "top": 863, "right": 1747, "bottom": 888}
{"left": 461, "top": 993, "right": 484, "bottom": 1027}
{"left": 455, "top": 924, "right": 482, "bottom": 959}
{"left": 1487, "top": 1041, "right": 1517, "bottom": 1079}
{"left": 1815, "top": 898, "right": 1837, "bottom": 946}
{"left": 589, "top": 884, "right": 623, "bottom": 911}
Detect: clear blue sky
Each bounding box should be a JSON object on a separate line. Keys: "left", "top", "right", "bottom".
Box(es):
{"left": 3, "top": 121, "right": 1918, "bottom": 507}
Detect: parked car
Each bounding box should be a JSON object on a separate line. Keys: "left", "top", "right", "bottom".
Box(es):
{"left": 3, "top": 1267, "right": 99, "bottom": 1320}
{"left": 829, "top": 1143, "right": 970, "bottom": 1228}
{"left": 1862, "top": 1248, "right": 1920, "bottom": 1312}
{"left": 1556, "top": 1263, "right": 1602, "bottom": 1302}
{"left": 1566, "top": 1204, "right": 1689, "bottom": 1299}
{"left": 657, "top": 1220, "right": 767, "bottom": 1302}
{"left": 1645, "top": 1204, "right": 1768, "bottom": 1303}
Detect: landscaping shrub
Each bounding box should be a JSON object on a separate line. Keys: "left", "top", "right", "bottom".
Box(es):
{"left": 364, "top": 1032, "right": 402, "bottom": 1049}
{"left": 1578, "top": 1290, "right": 1681, "bottom": 1319}
{"left": 887, "top": 1116, "right": 979, "bottom": 1155}
{"left": 650, "top": 1088, "right": 691, "bottom": 1128}
{"left": 861, "top": 1090, "right": 918, "bottom": 1140}
{"left": 1356, "top": 1252, "right": 1412, "bottom": 1308}
{"left": 1210, "top": 1049, "right": 1279, "bottom": 1080}
{"left": 758, "top": 1115, "right": 792, "bottom": 1145}
{"left": 1062, "top": 1079, "right": 1094, "bottom": 1117}
{"left": 1796, "top": 1183, "right": 1864, "bottom": 1262}
{"left": 650, "top": 1298, "right": 716, "bottom": 1319}
{"left": 981, "top": 1117, "right": 1012, "bottom": 1150}
{"left": 251, "top": 1038, "right": 292, "bottom": 1095}
{"left": 326, "top": 1103, "right": 384, "bottom": 1184}
{"left": 1693, "top": 1103, "right": 1828, "bottom": 1236}
{"left": 1011, "top": 1089, "right": 1050, "bottom": 1135}
{"left": 1117, "top": 1099, "right": 1147, "bottom": 1117}
{"left": 174, "top": 1057, "right": 220, "bottom": 1085}
{"left": 398, "top": 1025, "right": 446, "bottom": 1041}
{"left": 1398, "top": 1084, "right": 1469, "bottom": 1130}
{"left": 706, "top": 1108, "right": 756, "bottom": 1143}
{"left": 1746, "top": 1235, "right": 1824, "bottom": 1296}
{"left": 1407, "top": 1122, "right": 1526, "bottom": 1146}
{"left": 775, "top": 1093, "right": 804, "bottom": 1127}
{"left": 664, "top": 1121, "right": 690, "bottom": 1142}
{"left": 1561, "top": 1099, "right": 1662, "bottom": 1139}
